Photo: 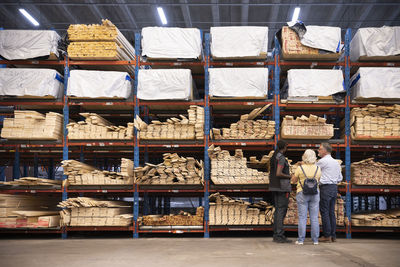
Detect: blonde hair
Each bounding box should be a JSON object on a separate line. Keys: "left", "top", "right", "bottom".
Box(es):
{"left": 302, "top": 149, "right": 317, "bottom": 164}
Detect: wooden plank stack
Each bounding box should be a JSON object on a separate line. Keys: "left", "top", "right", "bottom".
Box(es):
{"left": 58, "top": 197, "right": 133, "bottom": 227}
{"left": 134, "top": 153, "right": 203, "bottom": 185}
{"left": 209, "top": 193, "right": 274, "bottom": 225}
{"left": 134, "top": 105, "right": 204, "bottom": 140}
{"left": 1, "top": 110, "right": 63, "bottom": 140}
{"left": 352, "top": 209, "right": 400, "bottom": 227}
{"left": 350, "top": 104, "right": 400, "bottom": 140}
{"left": 281, "top": 114, "right": 334, "bottom": 139}
{"left": 0, "top": 177, "right": 61, "bottom": 186}
{"left": 67, "top": 113, "right": 134, "bottom": 140}
{"left": 62, "top": 158, "right": 134, "bottom": 185}
{"left": 351, "top": 158, "right": 400, "bottom": 185}
{"left": 208, "top": 145, "right": 270, "bottom": 184}
{"left": 140, "top": 207, "right": 204, "bottom": 226}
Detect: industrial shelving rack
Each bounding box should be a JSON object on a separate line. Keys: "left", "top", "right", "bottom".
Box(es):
{"left": 1, "top": 28, "right": 400, "bottom": 237}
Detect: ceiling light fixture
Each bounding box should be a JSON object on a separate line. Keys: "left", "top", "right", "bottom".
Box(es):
{"left": 291, "top": 7, "right": 301, "bottom": 22}
{"left": 157, "top": 7, "right": 168, "bottom": 25}
{"left": 19, "top": 8, "right": 40, "bottom": 26}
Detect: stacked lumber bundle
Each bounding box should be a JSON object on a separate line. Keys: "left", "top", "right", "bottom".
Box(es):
{"left": 208, "top": 145, "right": 269, "bottom": 184}
{"left": 1, "top": 110, "right": 63, "bottom": 140}
{"left": 350, "top": 104, "right": 400, "bottom": 140}
{"left": 140, "top": 207, "right": 204, "bottom": 226}
{"left": 0, "top": 177, "right": 61, "bottom": 186}
{"left": 281, "top": 114, "right": 334, "bottom": 139}
{"left": 352, "top": 209, "right": 400, "bottom": 227}
{"left": 0, "top": 194, "right": 60, "bottom": 228}
{"left": 209, "top": 193, "right": 274, "bottom": 225}
{"left": 62, "top": 158, "right": 134, "bottom": 185}
{"left": 67, "top": 19, "right": 135, "bottom": 61}
{"left": 211, "top": 105, "right": 275, "bottom": 140}
{"left": 134, "top": 153, "right": 203, "bottom": 185}
{"left": 67, "top": 113, "right": 134, "bottom": 140}
{"left": 58, "top": 197, "right": 133, "bottom": 227}
{"left": 134, "top": 106, "right": 204, "bottom": 140}
{"left": 351, "top": 158, "right": 400, "bottom": 185}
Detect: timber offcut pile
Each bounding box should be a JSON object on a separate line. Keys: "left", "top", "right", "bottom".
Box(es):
{"left": 62, "top": 158, "right": 134, "bottom": 185}
{"left": 351, "top": 158, "right": 400, "bottom": 185}
{"left": 140, "top": 207, "right": 204, "bottom": 226}
{"left": 209, "top": 193, "right": 274, "bottom": 225}
{"left": 134, "top": 153, "right": 203, "bottom": 185}
{"left": 281, "top": 114, "right": 334, "bottom": 139}
{"left": 59, "top": 197, "right": 133, "bottom": 227}
{"left": 134, "top": 105, "right": 204, "bottom": 140}
{"left": 352, "top": 209, "right": 400, "bottom": 227}
{"left": 67, "top": 113, "right": 134, "bottom": 140}
{"left": 1, "top": 110, "right": 63, "bottom": 140}
{"left": 0, "top": 177, "right": 61, "bottom": 186}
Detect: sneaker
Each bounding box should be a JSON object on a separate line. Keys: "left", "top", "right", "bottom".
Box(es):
{"left": 295, "top": 241, "right": 304, "bottom": 245}
{"left": 313, "top": 242, "right": 319, "bottom": 245}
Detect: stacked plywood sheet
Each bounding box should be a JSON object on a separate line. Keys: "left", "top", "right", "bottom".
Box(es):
{"left": 1, "top": 110, "right": 63, "bottom": 140}
{"left": 58, "top": 197, "right": 133, "bottom": 227}
{"left": 0, "top": 177, "right": 61, "bottom": 186}
{"left": 352, "top": 209, "right": 400, "bottom": 227}
{"left": 140, "top": 207, "right": 204, "bottom": 226}
{"left": 351, "top": 158, "right": 400, "bottom": 185}
{"left": 67, "top": 113, "right": 134, "bottom": 140}
{"left": 208, "top": 145, "right": 269, "bottom": 184}
{"left": 209, "top": 193, "right": 274, "bottom": 225}
{"left": 281, "top": 114, "right": 334, "bottom": 139}
{"left": 62, "top": 158, "right": 134, "bottom": 185}
{"left": 134, "top": 153, "right": 203, "bottom": 185}
{"left": 134, "top": 105, "right": 204, "bottom": 140}
{"left": 350, "top": 104, "right": 400, "bottom": 140}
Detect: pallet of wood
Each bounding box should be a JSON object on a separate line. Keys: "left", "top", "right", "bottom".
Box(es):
{"left": 134, "top": 105, "right": 204, "bottom": 140}
{"left": 281, "top": 114, "right": 334, "bottom": 139}
{"left": 351, "top": 158, "right": 400, "bottom": 186}
{"left": 1, "top": 110, "right": 63, "bottom": 140}
{"left": 352, "top": 209, "right": 400, "bottom": 227}
{"left": 0, "top": 177, "right": 61, "bottom": 186}
{"left": 67, "top": 112, "right": 134, "bottom": 140}
{"left": 134, "top": 153, "right": 203, "bottom": 185}
{"left": 62, "top": 158, "right": 134, "bottom": 185}
{"left": 140, "top": 207, "right": 204, "bottom": 226}
{"left": 58, "top": 197, "right": 133, "bottom": 227}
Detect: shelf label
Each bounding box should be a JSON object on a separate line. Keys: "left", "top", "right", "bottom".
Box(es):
{"left": 240, "top": 143, "right": 246, "bottom": 146}
{"left": 102, "top": 190, "right": 108, "bottom": 193}
{"left": 301, "top": 144, "right": 306, "bottom": 147}
{"left": 384, "top": 189, "right": 389, "bottom": 193}
{"left": 256, "top": 62, "right": 264, "bottom": 66}
{"left": 225, "top": 63, "right": 233, "bottom": 66}
{"left": 20, "top": 144, "right": 26, "bottom": 148}
{"left": 373, "top": 145, "right": 379, "bottom": 148}
{"left": 311, "top": 62, "right": 317, "bottom": 68}
{"left": 386, "top": 146, "right": 391, "bottom": 149}
{"left": 105, "top": 102, "right": 113, "bottom": 105}
{"left": 86, "top": 144, "right": 92, "bottom": 146}
{"left": 164, "top": 145, "right": 171, "bottom": 148}
{"left": 30, "top": 190, "right": 36, "bottom": 193}
{"left": 173, "top": 63, "right": 182, "bottom": 66}
{"left": 245, "top": 102, "right": 255, "bottom": 105}
{"left": 31, "top": 61, "right": 39, "bottom": 64}
{"left": 175, "top": 230, "right": 184, "bottom": 234}
{"left": 386, "top": 63, "right": 395, "bottom": 67}
{"left": 172, "top": 190, "right": 179, "bottom": 193}
{"left": 99, "top": 143, "right": 105, "bottom": 147}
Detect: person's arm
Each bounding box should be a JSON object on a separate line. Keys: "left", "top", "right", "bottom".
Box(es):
{"left": 337, "top": 164, "right": 343, "bottom": 183}
{"left": 276, "top": 156, "right": 291, "bottom": 179}
{"left": 291, "top": 168, "right": 300, "bottom": 184}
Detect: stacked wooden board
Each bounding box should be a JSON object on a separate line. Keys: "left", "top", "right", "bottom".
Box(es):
{"left": 140, "top": 207, "right": 204, "bottom": 226}
{"left": 350, "top": 104, "right": 400, "bottom": 141}
{"left": 351, "top": 158, "right": 400, "bottom": 185}
{"left": 0, "top": 177, "right": 61, "bottom": 186}
{"left": 352, "top": 209, "right": 400, "bottom": 227}
{"left": 134, "top": 105, "right": 204, "bottom": 140}
{"left": 58, "top": 197, "right": 133, "bottom": 227}
{"left": 281, "top": 114, "right": 334, "bottom": 139}
{"left": 209, "top": 193, "right": 274, "bottom": 225}
{"left": 208, "top": 145, "right": 269, "bottom": 184}
{"left": 67, "top": 113, "right": 134, "bottom": 140}
{"left": 62, "top": 158, "right": 134, "bottom": 185}
{"left": 134, "top": 153, "right": 203, "bottom": 185}
{"left": 1, "top": 110, "right": 63, "bottom": 140}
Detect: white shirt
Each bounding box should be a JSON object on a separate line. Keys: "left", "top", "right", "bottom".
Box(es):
{"left": 316, "top": 154, "right": 343, "bottom": 185}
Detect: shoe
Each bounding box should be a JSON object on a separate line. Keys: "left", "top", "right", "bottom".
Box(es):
{"left": 319, "top": 236, "right": 332, "bottom": 243}
{"left": 313, "top": 242, "right": 319, "bottom": 245}
{"left": 295, "top": 241, "right": 304, "bottom": 245}
{"left": 273, "top": 237, "right": 292, "bottom": 243}
{"left": 332, "top": 237, "right": 337, "bottom": 242}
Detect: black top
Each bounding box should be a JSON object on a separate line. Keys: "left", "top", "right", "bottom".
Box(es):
{"left": 269, "top": 151, "right": 291, "bottom": 192}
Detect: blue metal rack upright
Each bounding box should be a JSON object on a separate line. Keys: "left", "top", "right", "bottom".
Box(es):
{"left": 204, "top": 33, "right": 211, "bottom": 238}
{"left": 62, "top": 57, "right": 70, "bottom": 239}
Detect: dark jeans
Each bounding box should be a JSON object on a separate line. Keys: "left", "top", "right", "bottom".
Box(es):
{"left": 319, "top": 184, "right": 338, "bottom": 238}
{"left": 273, "top": 191, "right": 289, "bottom": 239}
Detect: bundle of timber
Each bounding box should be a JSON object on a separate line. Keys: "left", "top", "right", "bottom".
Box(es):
{"left": 0, "top": 194, "right": 60, "bottom": 228}
{"left": 349, "top": 104, "right": 400, "bottom": 140}
{"left": 67, "top": 19, "right": 135, "bottom": 61}
{"left": 140, "top": 207, "right": 204, "bottom": 226}
{"left": 209, "top": 193, "right": 274, "bottom": 225}
{"left": 352, "top": 209, "right": 400, "bottom": 227}
{"left": 67, "top": 112, "right": 134, "bottom": 140}
{"left": 1, "top": 110, "right": 63, "bottom": 140}
{"left": 134, "top": 153, "right": 203, "bottom": 185}
{"left": 211, "top": 104, "right": 275, "bottom": 140}
{"left": 134, "top": 105, "right": 204, "bottom": 140}
{"left": 208, "top": 145, "right": 269, "bottom": 184}
{"left": 281, "top": 114, "right": 334, "bottom": 139}
{"left": 62, "top": 158, "right": 134, "bottom": 185}
{"left": 0, "top": 177, "right": 61, "bottom": 186}
{"left": 351, "top": 158, "right": 400, "bottom": 185}
{"left": 58, "top": 197, "right": 133, "bottom": 227}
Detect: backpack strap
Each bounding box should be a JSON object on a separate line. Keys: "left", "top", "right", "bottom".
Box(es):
{"left": 312, "top": 166, "right": 320, "bottom": 179}
{"left": 299, "top": 165, "right": 319, "bottom": 189}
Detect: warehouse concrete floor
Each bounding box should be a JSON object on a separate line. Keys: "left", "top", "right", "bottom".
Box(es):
{"left": 0, "top": 237, "right": 399, "bottom": 267}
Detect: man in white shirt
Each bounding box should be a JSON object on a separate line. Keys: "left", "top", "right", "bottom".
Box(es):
{"left": 316, "top": 143, "right": 343, "bottom": 243}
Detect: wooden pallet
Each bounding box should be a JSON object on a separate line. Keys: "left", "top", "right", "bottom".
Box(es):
{"left": 211, "top": 53, "right": 267, "bottom": 61}
{"left": 357, "top": 55, "right": 400, "bottom": 62}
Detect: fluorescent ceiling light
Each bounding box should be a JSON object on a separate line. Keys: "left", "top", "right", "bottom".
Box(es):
{"left": 19, "top": 9, "right": 39, "bottom": 26}
{"left": 157, "top": 7, "right": 167, "bottom": 25}
{"left": 291, "top": 7, "right": 300, "bottom": 22}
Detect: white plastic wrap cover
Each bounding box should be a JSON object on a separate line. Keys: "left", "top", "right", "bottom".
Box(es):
{"left": 0, "top": 68, "right": 63, "bottom": 98}
{"left": 300, "top": 26, "right": 341, "bottom": 53}
{"left": 141, "top": 27, "right": 201, "bottom": 59}
{"left": 210, "top": 26, "right": 268, "bottom": 57}
{"left": 350, "top": 26, "right": 400, "bottom": 61}
{"left": 351, "top": 67, "right": 400, "bottom": 99}
{"left": 288, "top": 69, "right": 344, "bottom": 97}
{"left": 137, "top": 69, "right": 192, "bottom": 100}
{"left": 67, "top": 70, "right": 131, "bottom": 99}
{"left": 209, "top": 68, "right": 268, "bottom": 97}
{"left": 0, "top": 30, "right": 60, "bottom": 60}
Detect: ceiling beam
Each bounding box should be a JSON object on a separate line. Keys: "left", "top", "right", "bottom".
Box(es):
{"left": 180, "top": 0, "right": 192, "bottom": 28}
{"left": 23, "top": 4, "right": 54, "bottom": 29}
{"left": 328, "top": 6, "right": 345, "bottom": 26}
{"left": 87, "top": 0, "right": 106, "bottom": 20}
{"left": 385, "top": 8, "right": 400, "bottom": 26}
{"left": 115, "top": 0, "right": 138, "bottom": 29}
{"left": 241, "top": 0, "right": 249, "bottom": 26}
{"left": 57, "top": 1, "right": 79, "bottom": 24}
{"left": 354, "top": 4, "right": 375, "bottom": 29}
{"left": 211, "top": 0, "right": 220, "bottom": 27}
{"left": 0, "top": 7, "right": 19, "bottom": 28}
